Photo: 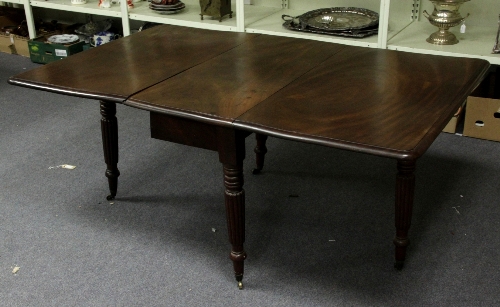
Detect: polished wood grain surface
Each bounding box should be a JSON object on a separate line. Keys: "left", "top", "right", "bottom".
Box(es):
{"left": 126, "top": 35, "right": 345, "bottom": 125}
{"left": 9, "top": 27, "right": 488, "bottom": 156}
{"left": 8, "top": 25, "right": 256, "bottom": 102}
{"left": 234, "top": 47, "right": 489, "bottom": 159}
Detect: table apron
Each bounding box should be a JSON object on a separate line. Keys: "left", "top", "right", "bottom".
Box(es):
{"left": 150, "top": 111, "right": 251, "bottom": 153}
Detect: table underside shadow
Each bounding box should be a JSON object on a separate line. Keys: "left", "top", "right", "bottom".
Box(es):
{"left": 101, "top": 105, "right": 251, "bottom": 288}
{"left": 100, "top": 109, "right": 417, "bottom": 287}
{"left": 149, "top": 111, "right": 250, "bottom": 289}
{"left": 250, "top": 133, "right": 416, "bottom": 269}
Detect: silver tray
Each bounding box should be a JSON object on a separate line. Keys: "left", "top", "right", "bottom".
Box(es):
{"left": 150, "top": 8, "right": 185, "bottom": 14}
{"left": 298, "top": 7, "right": 378, "bottom": 31}
{"left": 149, "top": 1, "right": 184, "bottom": 9}
{"left": 282, "top": 20, "right": 377, "bottom": 38}
{"left": 149, "top": 4, "right": 185, "bottom": 11}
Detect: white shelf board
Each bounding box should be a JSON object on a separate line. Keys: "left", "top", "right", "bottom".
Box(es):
{"left": 243, "top": 4, "right": 282, "bottom": 27}
{"left": 388, "top": 21, "right": 500, "bottom": 65}
{"left": 129, "top": 3, "right": 238, "bottom": 32}
{"left": 30, "top": 0, "right": 123, "bottom": 17}
{"left": 244, "top": 9, "right": 379, "bottom": 48}
{"left": 1, "top": 0, "right": 25, "bottom": 4}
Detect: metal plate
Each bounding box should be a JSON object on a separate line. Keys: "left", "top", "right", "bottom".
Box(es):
{"left": 282, "top": 20, "right": 377, "bottom": 38}
{"left": 150, "top": 8, "right": 185, "bottom": 14}
{"left": 47, "top": 34, "right": 80, "bottom": 44}
{"left": 299, "top": 7, "right": 379, "bottom": 31}
{"left": 149, "top": 1, "right": 184, "bottom": 9}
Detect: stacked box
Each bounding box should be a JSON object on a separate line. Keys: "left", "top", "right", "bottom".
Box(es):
{"left": 0, "top": 16, "right": 18, "bottom": 54}
{"left": 0, "top": 8, "right": 30, "bottom": 55}
{"left": 11, "top": 34, "right": 30, "bottom": 57}
{"left": 28, "top": 36, "right": 85, "bottom": 64}
{"left": 463, "top": 96, "right": 500, "bottom": 142}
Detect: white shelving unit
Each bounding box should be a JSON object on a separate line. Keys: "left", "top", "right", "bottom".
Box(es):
{"left": 29, "top": 0, "right": 131, "bottom": 36}
{"left": 128, "top": 0, "right": 240, "bottom": 32}
{"left": 244, "top": 9, "right": 380, "bottom": 48}
{"left": 31, "top": 0, "right": 122, "bottom": 17}
{"left": 244, "top": 0, "right": 382, "bottom": 48}
{"left": 1, "top": 0, "right": 26, "bottom": 4}
{"left": 388, "top": 22, "right": 500, "bottom": 64}
{"left": 387, "top": 0, "right": 500, "bottom": 65}
{"left": 2, "top": 0, "right": 500, "bottom": 64}
{"left": 1, "top": 0, "right": 36, "bottom": 38}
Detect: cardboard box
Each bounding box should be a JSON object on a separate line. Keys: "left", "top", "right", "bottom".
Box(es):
{"left": 11, "top": 23, "right": 81, "bottom": 57}
{"left": 28, "top": 36, "right": 85, "bottom": 64}
{"left": 0, "top": 11, "right": 32, "bottom": 56}
{"left": 0, "top": 15, "right": 19, "bottom": 54}
{"left": 0, "top": 33, "right": 14, "bottom": 54}
{"left": 11, "top": 34, "right": 30, "bottom": 57}
{"left": 442, "top": 104, "right": 465, "bottom": 134}
{"left": 1, "top": 16, "right": 82, "bottom": 58}
{"left": 463, "top": 96, "right": 500, "bottom": 142}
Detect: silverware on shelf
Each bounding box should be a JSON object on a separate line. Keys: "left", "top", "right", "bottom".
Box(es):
{"left": 493, "top": 14, "right": 500, "bottom": 54}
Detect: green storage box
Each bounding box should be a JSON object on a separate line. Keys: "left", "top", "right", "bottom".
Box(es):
{"left": 28, "top": 36, "right": 85, "bottom": 64}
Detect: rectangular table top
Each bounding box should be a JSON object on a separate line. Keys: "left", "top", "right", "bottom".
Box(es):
{"left": 126, "top": 34, "right": 345, "bottom": 126}
{"left": 9, "top": 25, "right": 490, "bottom": 160}
{"left": 233, "top": 47, "right": 489, "bottom": 159}
{"left": 9, "top": 25, "right": 257, "bottom": 102}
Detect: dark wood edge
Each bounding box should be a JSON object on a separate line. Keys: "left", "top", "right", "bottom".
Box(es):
{"left": 410, "top": 60, "right": 490, "bottom": 158}
{"left": 7, "top": 78, "right": 125, "bottom": 103}
{"left": 233, "top": 121, "right": 415, "bottom": 160}
{"left": 124, "top": 99, "right": 235, "bottom": 127}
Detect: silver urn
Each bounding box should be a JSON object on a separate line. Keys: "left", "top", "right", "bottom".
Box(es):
{"left": 423, "top": 0, "right": 470, "bottom": 45}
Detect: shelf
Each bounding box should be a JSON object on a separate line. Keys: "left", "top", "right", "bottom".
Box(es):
{"left": 242, "top": 4, "right": 281, "bottom": 27}
{"left": 3, "top": 0, "right": 500, "bottom": 65}
{"left": 128, "top": 2, "right": 238, "bottom": 32}
{"left": 1, "top": 0, "right": 25, "bottom": 4}
{"left": 245, "top": 8, "right": 379, "bottom": 48}
{"left": 388, "top": 21, "right": 500, "bottom": 65}
{"left": 31, "top": 0, "right": 123, "bottom": 17}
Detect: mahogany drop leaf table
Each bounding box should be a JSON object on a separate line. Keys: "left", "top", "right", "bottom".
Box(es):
{"left": 9, "top": 25, "right": 490, "bottom": 289}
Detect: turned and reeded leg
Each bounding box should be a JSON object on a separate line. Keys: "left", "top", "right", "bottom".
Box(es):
{"left": 394, "top": 159, "right": 416, "bottom": 270}
{"left": 100, "top": 101, "right": 120, "bottom": 200}
{"left": 217, "top": 127, "right": 247, "bottom": 289}
{"left": 252, "top": 133, "right": 268, "bottom": 175}
{"left": 223, "top": 163, "right": 246, "bottom": 289}
{"left": 150, "top": 115, "right": 249, "bottom": 288}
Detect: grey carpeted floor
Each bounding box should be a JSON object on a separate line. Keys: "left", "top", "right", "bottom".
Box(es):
{"left": 1, "top": 51, "right": 500, "bottom": 307}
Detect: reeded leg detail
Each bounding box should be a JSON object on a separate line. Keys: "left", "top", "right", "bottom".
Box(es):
{"left": 394, "top": 159, "right": 416, "bottom": 270}
{"left": 223, "top": 163, "right": 247, "bottom": 289}
{"left": 252, "top": 133, "right": 268, "bottom": 175}
{"left": 100, "top": 101, "right": 120, "bottom": 200}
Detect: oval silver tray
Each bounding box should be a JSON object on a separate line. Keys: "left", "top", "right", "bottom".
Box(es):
{"left": 299, "top": 7, "right": 379, "bottom": 31}
{"left": 282, "top": 20, "right": 377, "bottom": 38}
